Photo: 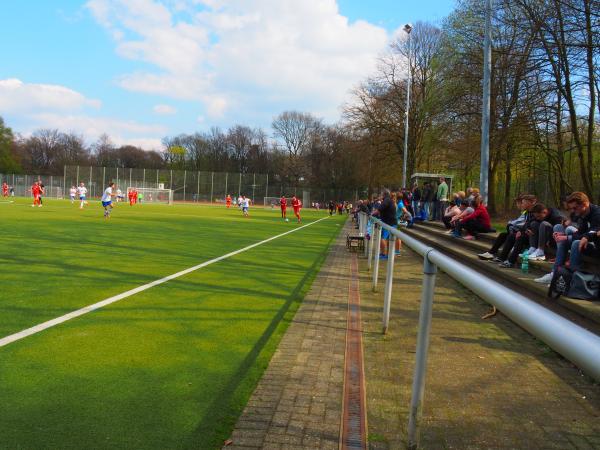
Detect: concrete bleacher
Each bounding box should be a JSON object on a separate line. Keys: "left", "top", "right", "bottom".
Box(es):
{"left": 401, "top": 220, "right": 600, "bottom": 326}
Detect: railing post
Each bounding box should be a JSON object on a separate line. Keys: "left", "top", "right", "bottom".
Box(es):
{"left": 382, "top": 234, "right": 397, "bottom": 334}
{"left": 371, "top": 224, "right": 382, "bottom": 292}
{"left": 407, "top": 250, "right": 438, "bottom": 450}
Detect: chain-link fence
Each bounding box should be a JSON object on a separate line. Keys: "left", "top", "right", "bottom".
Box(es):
{"left": 1, "top": 166, "right": 360, "bottom": 205}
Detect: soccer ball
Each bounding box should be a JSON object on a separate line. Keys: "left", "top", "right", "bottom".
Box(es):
{"left": 285, "top": 218, "right": 289, "bottom": 222}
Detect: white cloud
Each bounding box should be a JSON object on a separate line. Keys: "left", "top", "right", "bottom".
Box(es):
{"left": 153, "top": 104, "right": 177, "bottom": 114}
{"left": 86, "top": 0, "right": 391, "bottom": 123}
{"left": 0, "top": 78, "right": 101, "bottom": 113}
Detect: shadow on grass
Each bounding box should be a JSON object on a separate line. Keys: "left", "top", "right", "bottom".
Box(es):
{"left": 184, "top": 227, "right": 341, "bottom": 449}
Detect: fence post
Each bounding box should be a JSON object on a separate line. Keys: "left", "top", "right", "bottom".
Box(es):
{"left": 382, "top": 234, "right": 397, "bottom": 334}
{"left": 129, "top": 168, "right": 132, "bottom": 189}
{"left": 170, "top": 170, "right": 173, "bottom": 191}
{"left": 143, "top": 168, "right": 146, "bottom": 189}
{"left": 265, "top": 173, "right": 269, "bottom": 203}
{"left": 407, "top": 251, "right": 438, "bottom": 450}
{"left": 76, "top": 166, "right": 79, "bottom": 185}
{"left": 371, "top": 224, "right": 382, "bottom": 292}
{"left": 252, "top": 173, "right": 256, "bottom": 203}
{"left": 102, "top": 167, "right": 106, "bottom": 191}
{"left": 183, "top": 170, "right": 187, "bottom": 202}
{"left": 116, "top": 167, "right": 119, "bottom": 187}
{"left": 197, "top": 171, "right": 200, "bottom": 203}
{"left": 367, "top": 225, "right": 374, "bottom": 271}
{"left": 224, "top": 172, "right": 228, "bottom": 200}
{"left": 210, "top": 172, "right": 214, "bottom": 203}
{"left": 63, "top": 165, "right": 66, "bottom": 197}
{"left": 238, "top": 172, "right": 241, "bottom": 197}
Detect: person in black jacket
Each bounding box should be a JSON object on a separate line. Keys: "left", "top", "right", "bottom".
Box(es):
{"left": 535, "top": 192, "right": 600, "bottom": 284}
{"left": 372, "top": 189, "right": 397, "bottom": 259}
{"left": 525, "top": 203, "right": 564, "bottom": 261}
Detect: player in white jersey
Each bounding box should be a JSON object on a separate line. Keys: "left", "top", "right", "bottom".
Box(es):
{"left": 116, "top": 188, "right": 123, "bottom": 202}
{"left": 69, "top": 186, "right": 77, "bottom": 203}
{"left": 241, "top": 196, "right": 250, "bottom": 217}
{"left": 101, "top": 182, "right": 116, "bottom": 219}
{"left": 237, "top": 195, "right": 243, "bottom": 210}
{"left": 77, "top": 182, "right": 88, "bottom": 209}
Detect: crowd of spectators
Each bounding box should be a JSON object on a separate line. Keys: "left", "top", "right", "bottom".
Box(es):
{"left": 355, "top": 181, "right": 600, "bottom": 287}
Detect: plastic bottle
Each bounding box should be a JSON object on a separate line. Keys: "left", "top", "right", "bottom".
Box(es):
{"left": 521, "top": 249, "right": 529, "bottom": 273}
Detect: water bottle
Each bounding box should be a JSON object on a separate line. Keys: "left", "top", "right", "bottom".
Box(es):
{"left": 521, "top": 249, "right": 529, "bottom": 273}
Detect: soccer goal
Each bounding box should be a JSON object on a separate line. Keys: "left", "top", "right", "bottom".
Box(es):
{"left": 127, "top": 187, "right": 173, "bottom": 204}
{"left": 263, "top": 196, "right": 295, "bottom": 208}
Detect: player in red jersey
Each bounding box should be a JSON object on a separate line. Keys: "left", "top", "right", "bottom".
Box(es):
{"left": 226, "top": 194, "right": 232, "bottom": 208}
{"left": 31, "top": 181, "right": 42, "bottom": 207}
{"left": 280, "top": 195, "right": 287, "bottom": 220}
{"left": 291, "top": 195, "right": 302, "bottom": 222}
{"left": 128, "top": 188, "right": 135, "bottom": 206}
{"left": 2, "top": 182, "right": 8, "bottom": 197}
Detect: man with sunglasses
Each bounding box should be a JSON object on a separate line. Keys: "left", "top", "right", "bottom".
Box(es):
{"left": 535, "top": 192, "right": 600, "bottom": 284}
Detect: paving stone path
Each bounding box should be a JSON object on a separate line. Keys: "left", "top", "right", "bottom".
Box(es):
{"left": 225, "top": 220, "right": 354, "bottom": 449}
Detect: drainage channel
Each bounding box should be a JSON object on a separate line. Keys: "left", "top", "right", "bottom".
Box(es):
{"left": 340, "top": 254, "right": 367, "bottom": 450}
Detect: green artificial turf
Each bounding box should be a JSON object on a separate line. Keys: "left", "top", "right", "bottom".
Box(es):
{"left": 0, "top": 198, "right": 345, "bottom": 449}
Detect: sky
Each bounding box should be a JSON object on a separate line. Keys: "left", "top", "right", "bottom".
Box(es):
{"left": 0, "top": 0, "right": 456, "bottom": 150}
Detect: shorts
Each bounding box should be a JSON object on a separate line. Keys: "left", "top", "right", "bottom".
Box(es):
{"left": 243, "top": 207, "right": 248, "bottom": 212}
{"left": 381, "top": 225, "right": 398, "bottom": 240}
{"left": 102, "top": 201, "right": 112, "bottom": 207}
{"left": 281, "top": 206, "right": 287, "bottom": 211}
{"left": 80, "top": 196, "right": 86, "bottom": 201}
{"left": 293, "top": 207, "right": 300, "bottom": 214}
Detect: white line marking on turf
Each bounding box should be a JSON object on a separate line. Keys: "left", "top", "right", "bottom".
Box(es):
{"left": 0, "top": 216, "right": 330, "bottom": 348}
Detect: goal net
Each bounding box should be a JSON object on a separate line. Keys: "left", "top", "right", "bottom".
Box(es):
{"left": 127, "top": 187, "right": 173, "bottom": 204}
{"left": 263, "top": 196, "right": 295, "bottom": 208}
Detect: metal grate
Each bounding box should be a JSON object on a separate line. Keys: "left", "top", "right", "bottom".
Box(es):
{"left": 340, "top": 255, "right": 367, "bottom": 450}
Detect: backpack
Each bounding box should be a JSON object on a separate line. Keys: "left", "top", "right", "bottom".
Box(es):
{"left": 567, "top": 271, "right": 600, "bottom": 300}
{"left": 548, "top": 267, "right": 573, "bottom": 299}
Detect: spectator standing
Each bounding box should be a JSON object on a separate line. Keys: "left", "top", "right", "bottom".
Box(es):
{"left": 436, "top": 177, "right": 449, "bottom": 221}
{"left": 373, "top": 189, "right": 397, "bottom": 259}
{"left": 422, "top": 182, "right": 433, "bottom": 220}
{"left": 411, "top": 183, "right": 421, "bottom": 217}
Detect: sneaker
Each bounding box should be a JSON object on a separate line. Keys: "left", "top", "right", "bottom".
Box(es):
{"left": 498, "top": 261, "right": 513, "bottom": 268}
{"left": 529, "top": 249, "right": 546, "bottom": 261}
{"left": 492, "top": 257, "right": 503, "bottom": 263}
{"left": 534, "top": 272, "right": 553, "bottom": 284}
{"left": 379, "top": 254, "right": 388, "bottom": 260}
{"left": 477, "top": 252, "right": 495, "bottom": 260}
{"left": 394, "top": 250, "right": 401, "bottom": 256}
{"left": 463, "top": 234, "right": 475, "bottom": 241}
{"left": 451, "top": 232, "right": 461, "bottom": 238}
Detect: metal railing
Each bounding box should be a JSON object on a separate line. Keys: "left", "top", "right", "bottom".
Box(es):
{"left": 358, "top": 212, "right": 600, "bottom": 450}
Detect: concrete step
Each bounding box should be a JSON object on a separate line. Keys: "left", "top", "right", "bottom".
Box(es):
{"left": 399, "top": 224, "right": 600, "bottom": 328}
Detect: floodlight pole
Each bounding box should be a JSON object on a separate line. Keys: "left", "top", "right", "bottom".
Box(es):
{"left": 479, "top": 0, "right": 492, "bottom": 205}
{"left": 402, "top": 24, "right": 413, "bottom": 189}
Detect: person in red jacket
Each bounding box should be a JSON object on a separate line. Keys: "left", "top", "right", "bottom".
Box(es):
{"left": 452, "top": 194, "right": 492, "bottom": 240}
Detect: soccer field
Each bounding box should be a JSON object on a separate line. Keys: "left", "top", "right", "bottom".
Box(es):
{"left": 0, "top": 198, "right": 345, "bottom": 449}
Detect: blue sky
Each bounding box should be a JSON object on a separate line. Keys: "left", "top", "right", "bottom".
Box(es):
{"left": 0, "top": 0, "right": 456, "bottom": 149}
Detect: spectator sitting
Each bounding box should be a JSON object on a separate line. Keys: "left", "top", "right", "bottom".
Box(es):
{"left": 477, "top": 195, "right": 526, "bottom": 261}
{"left": 449, "top": 197, "right": 475, "bottom": 232}
{"left": 442, "top": 200, "right": 461, "bottom": 229}
{"left": 535, "top": 192, "right": 600, "bottom": 284}
{"left": 496, "top": 195, "right": 538, "bottom": 268}
{"left": 524, "top": 203, "right": 564, "bottom": 261}
{"left": 454, "top": 191, "right": 466, "bottom": 207}
{"left": 452, "top": 194, "right": 492, "bottom": 240}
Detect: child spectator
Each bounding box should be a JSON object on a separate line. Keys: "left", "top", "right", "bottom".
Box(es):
{"left": 524, "top": 203, "right": 564, "bottom": 261}
{"left": 442, "top": 201, "right": 461, "bottom": 229}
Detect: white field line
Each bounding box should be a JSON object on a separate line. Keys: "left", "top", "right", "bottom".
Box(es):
{"left": 0, "top": 216, "right": 330, "bottom": 348}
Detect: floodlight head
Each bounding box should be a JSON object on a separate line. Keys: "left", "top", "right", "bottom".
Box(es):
{"left": 403, "top": 23, "right": 413, "bottom": 34}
